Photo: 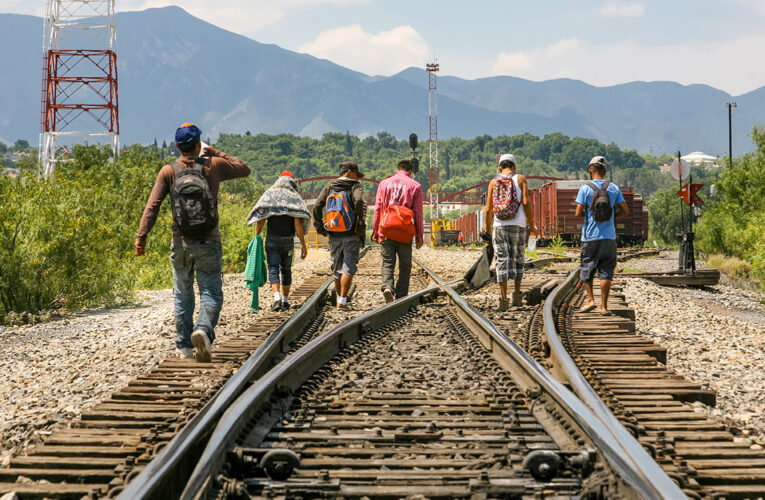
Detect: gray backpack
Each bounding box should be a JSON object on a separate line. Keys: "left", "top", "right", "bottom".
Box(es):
{"left": 170, "top": 159, "right": 218, "bottom": 238}
{"left": 587, "top": 181, "right": 612, "bottom": 222}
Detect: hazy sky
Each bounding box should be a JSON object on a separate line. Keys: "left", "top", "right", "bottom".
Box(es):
{"left": 4, "top": 0, "right": 763, "bottom": 94}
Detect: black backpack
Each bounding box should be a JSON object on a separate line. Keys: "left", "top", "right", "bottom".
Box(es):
{"left": 170, "top": 159, "right": 218, "bottom": 238}
{"left": 588, "top": 181, "right": 613, "bottom": 222}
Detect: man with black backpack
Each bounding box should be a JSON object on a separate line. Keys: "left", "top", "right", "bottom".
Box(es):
{"left": 135, "top": 123, "right": 251, "bottom": 362}
{"left": 574, "top": 156, "right": 629, "bottom": 316}
{"left": 313, "top": 161, "right": 366, "bottom": 309}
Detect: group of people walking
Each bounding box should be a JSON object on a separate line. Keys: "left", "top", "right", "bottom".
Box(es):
{"left": 135, "top": 123, "right": 627, "bottom": 362}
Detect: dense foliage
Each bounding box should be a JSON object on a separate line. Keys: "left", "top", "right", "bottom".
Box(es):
{"left": 215, "top": 131, "right": 697, "bottom": 200}
{"left": 0, "top": 145, "right": 263, "bottom": 323}
{"left": 697, "top": 127, "right": 765, "bottom": 286}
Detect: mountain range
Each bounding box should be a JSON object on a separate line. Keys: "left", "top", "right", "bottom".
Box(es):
{"left": 0, "top": 6, "right": 762, "bottom": 154}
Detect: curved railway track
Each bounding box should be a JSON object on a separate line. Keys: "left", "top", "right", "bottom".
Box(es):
{"left": 541, "top": 270, "right": 765, "bottom": 499}
{"left": 0, "top": 247, "right": 438, "bottom": 500}
{"left": 172, "top": 257, "right": 683, "bottom": 500}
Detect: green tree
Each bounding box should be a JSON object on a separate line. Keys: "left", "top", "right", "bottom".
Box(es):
{"left": 647, "top": 187, "right": 684, "bottom": 244}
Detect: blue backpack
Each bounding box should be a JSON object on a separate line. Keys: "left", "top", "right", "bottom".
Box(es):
{"left": 324, "top": 189, "right": 355, "bottom": 232}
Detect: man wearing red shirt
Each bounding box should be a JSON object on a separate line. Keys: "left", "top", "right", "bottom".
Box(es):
{"left": 372, "top": 160, "right": 424, "bottom": 303}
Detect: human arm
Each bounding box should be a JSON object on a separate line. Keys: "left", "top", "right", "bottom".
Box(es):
{"left": 413, "top": 183, "right": 424, "bottom": 248}
{"left": 312, "top": 184, "right": 329, "bottom": 235}
{"left": 372, "top": 181, "right": 385, "bottom": 243}
{"left": 518, "top": 175, "right": 537, "bottom": 234}
{"left": 613, "top": 188, "right": 628, "bottom": 218}
{"left": 295, "top": 218, "right": 308, "bottom": 259}
{"left": 483, "top": 179, "right": 495, "bottom": 232}
{"left": 205, "top": 146, "right": 251, "bottom": 180}
{"left": 615, "top": 201, "right": 629, "bottom": 218}
{"left": 352, "top": 183, "right": 366, "bottom": 234}
{"left": 574, "top": 185, "right": 588, "bottom": 218}
{"left": 254, "top": 219, "right": 265, "bottom": 236}
{"left": 135, "top": 165, "right": 172, "bottom": 256}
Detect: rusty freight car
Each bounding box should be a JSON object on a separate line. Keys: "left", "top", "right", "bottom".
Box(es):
{"left": 530, "top": 180, "right": 647, "bottom": 247}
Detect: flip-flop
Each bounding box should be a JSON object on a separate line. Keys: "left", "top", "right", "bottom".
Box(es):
{"left": 579, "top": 304, "right": 596, "bottom": 313}
{"left": 600, "top": 311, "right": 612, "bottom": 316}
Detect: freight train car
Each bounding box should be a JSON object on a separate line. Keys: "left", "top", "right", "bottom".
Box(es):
{"left": 530, "top": 180, "right": 647, "bottom": 247}
{"left": 452, "top": 209, "right": 485, "bottom": 245}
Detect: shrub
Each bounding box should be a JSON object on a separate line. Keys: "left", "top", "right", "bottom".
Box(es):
{"left": 0, "top": 145, "right": 264, "bottom": 323}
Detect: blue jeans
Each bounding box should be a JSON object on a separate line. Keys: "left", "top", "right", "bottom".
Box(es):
{"left": 170, "top": 240, "right": 223, "bottom": 349}
{"left": 265, "top": 235, "right": 294, "bottom": 285}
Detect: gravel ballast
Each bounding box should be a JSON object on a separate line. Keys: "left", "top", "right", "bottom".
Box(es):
{"left": 621, "top": 257, "right": 765, "bottom": 446}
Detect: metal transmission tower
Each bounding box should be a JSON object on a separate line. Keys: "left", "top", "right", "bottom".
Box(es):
{"left": 426, "top": 61, "right": 440, "bottom": 219}
{"left": 39, "top": 0, "right": 119, "bottom": 176}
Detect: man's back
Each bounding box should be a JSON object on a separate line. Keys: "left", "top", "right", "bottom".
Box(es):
{"left": 575, "top": 180, "right": 624, "bottom": 242}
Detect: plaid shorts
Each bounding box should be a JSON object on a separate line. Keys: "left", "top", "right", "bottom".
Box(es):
{"left": 493, "top": 225, "right": 526, "bottom": 283}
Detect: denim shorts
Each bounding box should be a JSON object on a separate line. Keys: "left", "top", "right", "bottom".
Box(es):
{"left": 580, "top": 239, "right": 617, "bottom": 281}
{"left": 265, "top": 235, "right": 294, "bottom": 285}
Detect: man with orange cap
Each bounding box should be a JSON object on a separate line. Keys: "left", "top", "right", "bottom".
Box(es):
{"left": 135, "top": 123, "right": 250, "bottom": 362}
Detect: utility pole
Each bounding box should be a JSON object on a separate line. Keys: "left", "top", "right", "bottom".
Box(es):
{"left": 426, "top": 60, "right": 440, "bottom": 221}
{"left": 39, "top": 0, "right": 120, "bottom": 177}
{"left": 726, "top": 102, "right": 737, "bottom": 168}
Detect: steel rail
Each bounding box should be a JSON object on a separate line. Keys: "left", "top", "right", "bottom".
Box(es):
{"left": 118, "top": 249, "right": 372, "bottom": 500}
{"left": 416, "top": 257, "right": 684, "bottom": 500}
{"left": 180, "top": 284, "right": 443, "bottom": 499}
{"left": 542, "top": 269, "right": 686, "bottom": 499}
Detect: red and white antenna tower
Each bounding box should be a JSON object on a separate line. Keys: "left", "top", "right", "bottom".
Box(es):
{"left": 426, "top": 60, "right": 439, "bottom": 220}
{"left": 39, "top": 0, "right": 119, "bottom": 176}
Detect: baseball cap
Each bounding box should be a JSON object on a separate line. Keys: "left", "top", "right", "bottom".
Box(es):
{"left": 175, "top": 123, "right": 201, "bottom": 146}
{"left": 339, "top": 161, "right": 364, "bottom": 178}
{"left": 498, "top": 153, "right": 516, "bottom": 166}
{"left": 279, "top": 170, "right": 295, "bottom": 179}
{"left": 589, "top": 156, "right": 607, "bottom": 168}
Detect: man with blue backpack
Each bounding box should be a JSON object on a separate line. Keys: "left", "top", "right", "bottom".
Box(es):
{"left": 313, "top": 161, "right": 366, "bottom": 309}
{"left": 574, "top": 156, "right": 630, "bottom": 316}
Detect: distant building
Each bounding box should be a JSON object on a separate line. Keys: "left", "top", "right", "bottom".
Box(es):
{"left": 659, "top": 164, "right": 671, "bottom": 174}
{"left": 682, "top": 151, "right": 720, "bottom": 169}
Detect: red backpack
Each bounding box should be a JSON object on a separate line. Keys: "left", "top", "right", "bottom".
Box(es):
{"left": 380, "top": 204, "right": 416, "bottom": 243}
{"left": 492, "top": 174, "right": 521, "bottom": 220}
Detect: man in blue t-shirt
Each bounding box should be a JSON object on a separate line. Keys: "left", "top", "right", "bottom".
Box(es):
{"left": 574, "top": 156, "right": 630, "bottom": 315}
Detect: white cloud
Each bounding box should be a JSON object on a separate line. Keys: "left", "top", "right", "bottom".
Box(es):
{"left": 490, "top": 34, "right": 765, "bottom": 95}
{"left": 2, "top": 0, "right": 370, "bottom": 34}
{"left": 731, "top": 0, "right": 765, "bottom": 18}
{"left": 600, "top": 1, "right": 646, "bottom": 18}
{"left": 298, "top": 24, "right": 429, "bottom": 76}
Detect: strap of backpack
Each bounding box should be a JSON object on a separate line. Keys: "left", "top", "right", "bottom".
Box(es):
{"left": 602, "top": 180, "right": 609, "bottom": 190}
{"left": 587, "top": 182, "right": 599, "bottom": 192}
{"left": 171, "top": 160, "right": 182, "bottom": 179}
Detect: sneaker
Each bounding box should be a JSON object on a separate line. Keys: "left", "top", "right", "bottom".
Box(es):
{"left": 382, "top": 289, "right": 394, "bottom": 304}
{"left": 337, "top": 302, "right": 352, "bottom": 310}
{"left": 496, "top": 297, "right": 509, "bottom": 312}
{"left": 178, "top": 347, "right": 194, "bottom": 359}
{"left": 191, "top": 329, "right": 212, "bottom": 363}
{"left": 281, "top": 301, "right": 291, "bottom": 311}
{"left": 512, "top": 291, "right": 524, "bottom": 307}
{"left": 271, "top": 300, "right": 282, "bottom": 312}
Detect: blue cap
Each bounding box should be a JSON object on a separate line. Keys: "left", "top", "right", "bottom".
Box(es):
{"left": 175, "top": 123, "right": 201, "bottom": 146}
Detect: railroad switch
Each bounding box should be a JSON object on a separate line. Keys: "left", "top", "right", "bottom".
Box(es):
{"left": 523, "top": 449, "right": 596, "bottom": 482}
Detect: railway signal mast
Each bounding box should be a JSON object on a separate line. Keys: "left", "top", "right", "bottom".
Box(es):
{"left": 426, "top": 60, "right": 440, "bottom": 220}
{"left": 39, "top": 0, "right": 119, "bottom": 177}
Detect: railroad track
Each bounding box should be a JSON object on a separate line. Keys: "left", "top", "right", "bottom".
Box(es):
{"left": 0, "top": 246, "right": 439, "bottom": 499}
{"left": 542, "top": 271, "right": 765, "bottom": 499}
{"left": 168, "top": 258, "right": 685, "bottom": 500}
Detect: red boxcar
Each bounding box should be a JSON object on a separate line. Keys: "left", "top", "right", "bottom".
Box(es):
{"left": 530, "top": 180, "right": 647, "bottom": 247}
{"left": 453, "top": 209, "right": 484, "bottom": 245}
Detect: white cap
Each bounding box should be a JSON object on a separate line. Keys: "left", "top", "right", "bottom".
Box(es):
{"left": 589, "top": 155, "right": 607, "bottom": 168}
{"left": 498, "top": 153, "right": 516, "bottom": 166}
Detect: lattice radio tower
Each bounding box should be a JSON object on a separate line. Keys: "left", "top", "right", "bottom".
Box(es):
{"left": 426, "top": 60, "right": 440, "bottom": 220}
{"left": 39, "top": 0, "right": 119, "bottom": 176}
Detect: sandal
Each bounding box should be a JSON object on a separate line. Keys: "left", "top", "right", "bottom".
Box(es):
{"left": 600, "top": 310, "right": 612, "bottom": 316}
{"left": 579, "top": 304, "right": 596, "bottom": 313}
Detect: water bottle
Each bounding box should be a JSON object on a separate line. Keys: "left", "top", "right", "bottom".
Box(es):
{"left": 528, "top": 232, "right": 537, "bottom": 252}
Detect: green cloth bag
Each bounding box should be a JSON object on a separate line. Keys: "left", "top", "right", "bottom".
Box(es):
{"left": 244, "top": 235, "right": 268, "bottom": 310}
